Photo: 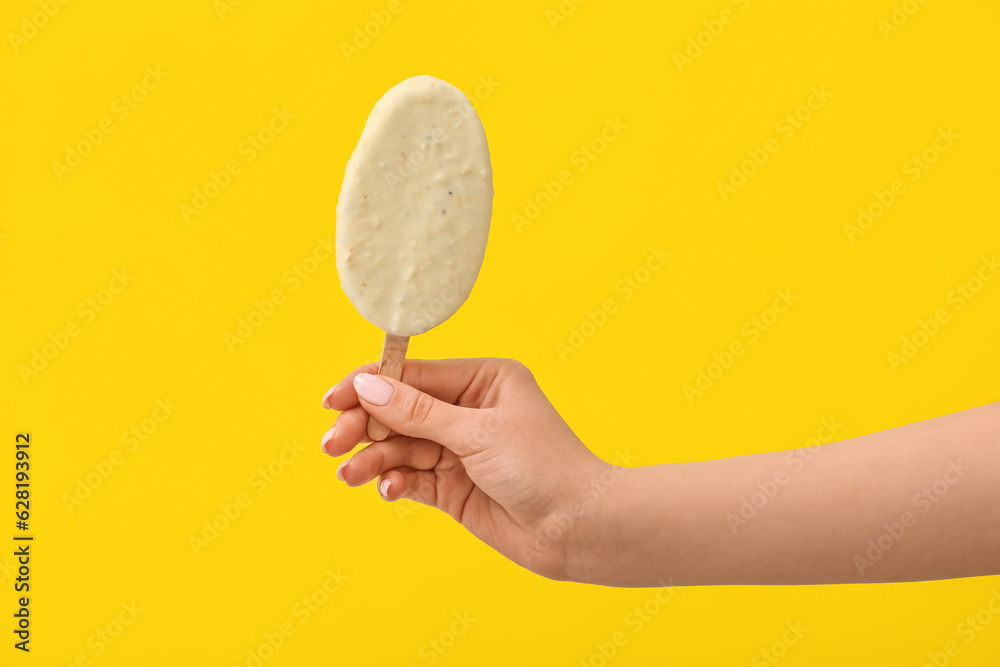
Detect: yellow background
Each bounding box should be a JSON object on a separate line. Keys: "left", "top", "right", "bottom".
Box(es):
{"left": 2, "top": 0, "right": 999, "bottom": 664}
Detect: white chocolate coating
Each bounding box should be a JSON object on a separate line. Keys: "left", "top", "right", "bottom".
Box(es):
{"left": 336, "top": 75, "right": 493, "bottom": 336}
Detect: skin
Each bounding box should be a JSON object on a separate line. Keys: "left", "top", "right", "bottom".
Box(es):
{"left": 322, "top": 358, "right": 1000, "bottom": 587}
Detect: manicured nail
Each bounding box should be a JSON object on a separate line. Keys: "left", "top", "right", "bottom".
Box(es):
{"left": 336, "top": 459, "right": 349, "bottom": 482}
{"left": 354, "top": 373, "right": 394, "bottom": 406}
{"left": 379, "top": 478, "right": 391, "bottom": 499}
{"left": 321, "top": 384, "right": 338, "bottom": 409}
{"left": 321, "top": 426, "right": 336, "bottom": 453}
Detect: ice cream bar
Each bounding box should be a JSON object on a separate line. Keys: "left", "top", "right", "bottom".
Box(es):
{"left": 336, "top": 75, "right": 493, "bottom": 440}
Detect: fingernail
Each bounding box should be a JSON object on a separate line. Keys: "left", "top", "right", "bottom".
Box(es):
{"left": 379, "top": 478, "right": 391, "bottom": 499}
{"left": 354, "top": 373, "right": 394, "bottom": 406}
{"left": 336, "top": 459, "right": 349, "bottom": 482}
{"left": 321, "top": 426, "right": 336, "bottom": 453}
{"left": 321, "top": 384, "right": 337, "bottom": 409}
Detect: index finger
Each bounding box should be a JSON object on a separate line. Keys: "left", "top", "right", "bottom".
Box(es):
{"left": 322, "top": 362, "right": 378, "bottom": 410}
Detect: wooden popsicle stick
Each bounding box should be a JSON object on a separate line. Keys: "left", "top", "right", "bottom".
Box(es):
{"left": 366, "top": 333, "right": 410, "bottom": 441}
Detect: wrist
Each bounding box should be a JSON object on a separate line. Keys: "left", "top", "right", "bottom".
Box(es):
{"left": 559, "top": 456, "right": 635, "bottom": 585}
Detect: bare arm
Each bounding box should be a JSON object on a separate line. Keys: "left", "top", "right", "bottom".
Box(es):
{"left": 569, "top": 402, "right": 1000, "bottom": 586}
{"left": 324, "top": 359, "right": 999, "bottom": 587}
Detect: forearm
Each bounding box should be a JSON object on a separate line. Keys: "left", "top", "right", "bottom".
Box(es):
{"left": 567, "top": 402, "right": 1000, "bottom": 587}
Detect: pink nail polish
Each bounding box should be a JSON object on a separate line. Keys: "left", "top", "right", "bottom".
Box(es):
{"left": 320, "top": 426, "right": 336, "bottom": 453}
{"left": 354, "top": 373, "right": 394, "bottom": 406}
{"left": 322, "top": 384, "right": 338, "bottom": 409}
{"left": 336, "top": 460, "right": 349, "bottom": 482}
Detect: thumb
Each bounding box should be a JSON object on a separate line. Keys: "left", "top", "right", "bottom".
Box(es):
{"left": 353, "top": 372, "right": 476, "bottom": 450}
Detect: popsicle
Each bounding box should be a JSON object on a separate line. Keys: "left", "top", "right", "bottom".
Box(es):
{"left": 336, "top": 75, "right": 493, "bottom": 441}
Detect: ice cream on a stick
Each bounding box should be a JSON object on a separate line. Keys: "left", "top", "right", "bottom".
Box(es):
{"left": 336, "top": 75, "right": 493, "bottom": 441}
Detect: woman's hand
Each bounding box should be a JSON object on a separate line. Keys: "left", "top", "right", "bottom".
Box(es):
{"left": 321, "top": 358, "right": 612, "bottom": 580}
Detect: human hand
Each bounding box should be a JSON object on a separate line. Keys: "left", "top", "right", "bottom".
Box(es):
{"left": 321, "top": 358, "right": 612, "bottom": 580}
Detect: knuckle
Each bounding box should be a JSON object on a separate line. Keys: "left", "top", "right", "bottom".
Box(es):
{"left": 406, "top": 392, "right": 437, "bottom": 429}
{"left": 501, "top": 358, "right": 533, "bottom": 380}
{"left": 369, "top": 447, "right": 386, "bottom": 477}
{"left": 415, "top": 475, "right": 437, "bottom": 504}
{"left": 355, "top": 443, "right": 386, "bottom": 481}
